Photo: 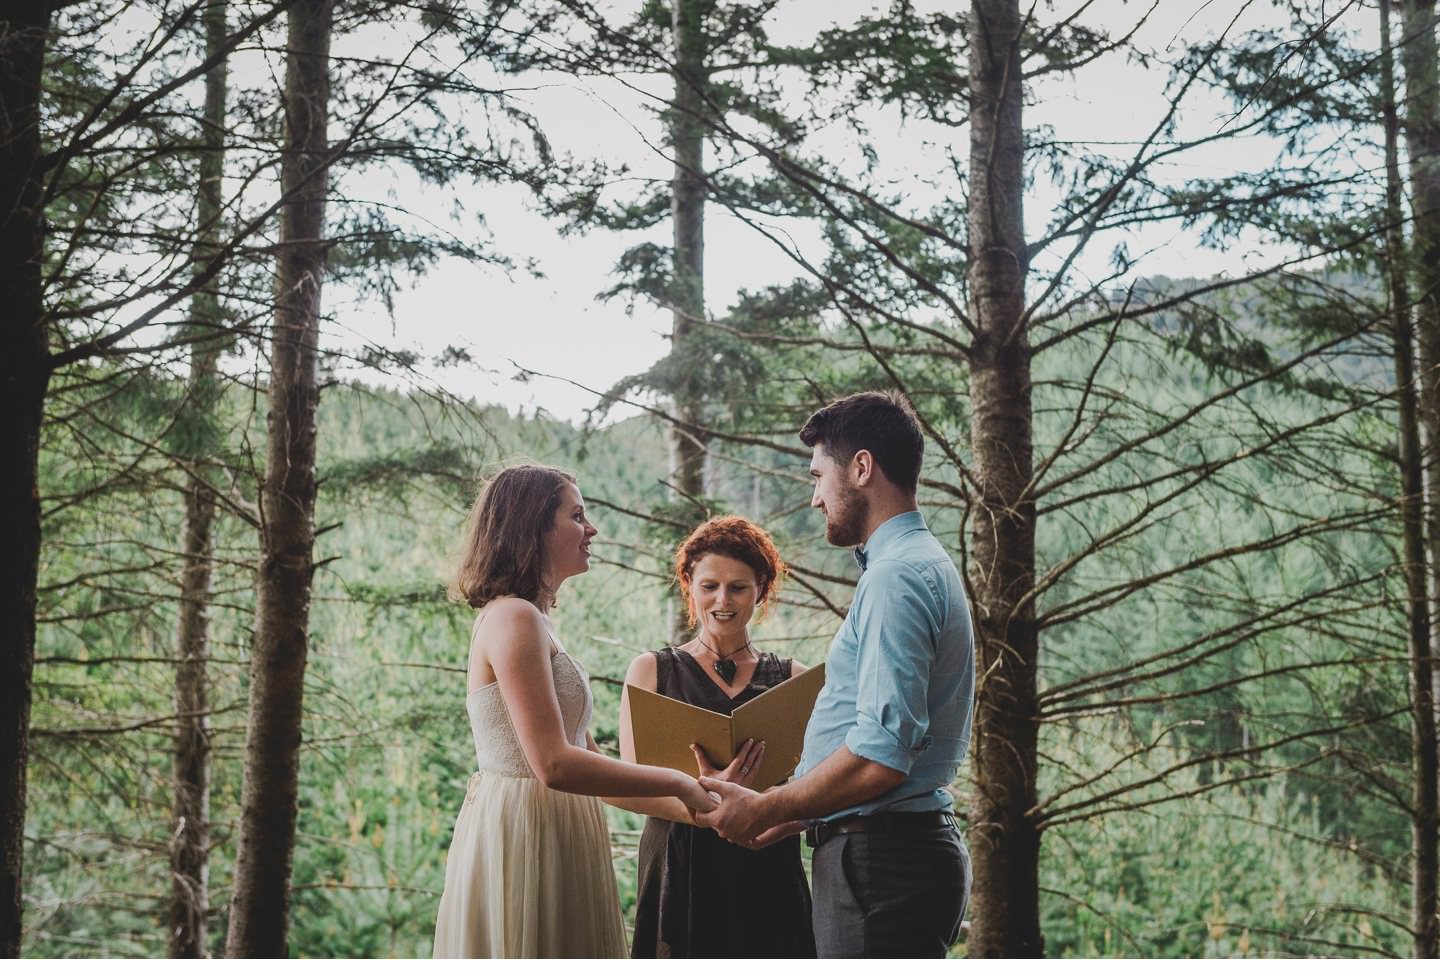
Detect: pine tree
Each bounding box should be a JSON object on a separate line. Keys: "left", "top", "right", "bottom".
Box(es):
{"left": 0, "top": 1, "right": 53, "bottom": 956}
{"left": 964, "top": 0, "right": 1042, "bottom": 954}
{"left": 167, "top": 0, "right": 230, "bottom": 955}
{"left": 224, "top": 0, "right": 332, "bottom": 954}
{"left": 1390, "top": 0, "right": 1440, "bottom": 955}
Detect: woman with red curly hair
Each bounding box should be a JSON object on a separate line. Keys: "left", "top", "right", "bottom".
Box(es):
{"left": 619, "top": 515, "right": 815, "bottom": 958}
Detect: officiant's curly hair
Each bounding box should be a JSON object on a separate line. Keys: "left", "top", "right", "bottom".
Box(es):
{"left": 674, "top": 516, "right": 786, "bottom": 627}
{"left": 452, "top": 464, "right": 577, "bottom": 609}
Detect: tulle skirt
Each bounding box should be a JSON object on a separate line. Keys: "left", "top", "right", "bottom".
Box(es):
{"left": 432, "top": 771, "right": 628, "bottom": 958}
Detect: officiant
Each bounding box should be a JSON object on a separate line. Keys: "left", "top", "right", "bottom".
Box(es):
{"left": 617, "top": 516, "right": 816, "bottom": 958}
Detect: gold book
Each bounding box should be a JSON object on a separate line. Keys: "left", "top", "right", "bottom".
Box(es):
{"left": 627, "top": 663, "right": 827, "bottom": 791}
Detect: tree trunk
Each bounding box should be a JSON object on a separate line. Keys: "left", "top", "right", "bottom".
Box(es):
{"left": 669, "top": 0, "right": 707, "bottom": 499}
{"left": 170, "top": 482, "right": 216, "bottom": 958}
{"left": 667, "top": 0, "right": 710, "bottom": 642}
{"left": 1399, "top": 1, "right": 1440, "bottom": 956}
{"left": 964, "top": 0, "right": 1042, "bottom": 956}
{"left": 224, "top": 0, "right": 331, "bottom": 955}
{"left": 168, "top": 1, "right": 229, "bottom": 956}
{"left": 0, "top": 3, "right": 52, "bottom": 958}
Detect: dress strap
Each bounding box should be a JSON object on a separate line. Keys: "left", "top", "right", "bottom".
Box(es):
{"left": 652, "top": 646, "right": 677, "bottom": 696}
{"left": 748, "top": 652, "right": 792, "bottom": 690}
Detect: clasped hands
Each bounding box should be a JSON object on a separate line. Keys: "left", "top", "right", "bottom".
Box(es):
{"left": 687, "top": 739, "right": 806, "bottom": 850}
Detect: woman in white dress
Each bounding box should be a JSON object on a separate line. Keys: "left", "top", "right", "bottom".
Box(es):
{"left": 432, "top": 465, "right": 715, "bottom": 958}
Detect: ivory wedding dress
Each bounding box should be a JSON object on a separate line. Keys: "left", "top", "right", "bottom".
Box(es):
{"left": 432, "top": 630, "right": 627, "bottom": 958}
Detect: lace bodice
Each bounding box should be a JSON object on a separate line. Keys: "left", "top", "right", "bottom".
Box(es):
{"left": 465, "top": 651, "right": 594, "bottom": 778}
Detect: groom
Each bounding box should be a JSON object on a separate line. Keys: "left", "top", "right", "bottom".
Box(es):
{"left": 696, "top": 391, "right": 974, "bottom": 958}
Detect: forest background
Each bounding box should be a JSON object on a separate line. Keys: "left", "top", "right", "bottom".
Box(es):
{"left": 4, "top": 0, "right": 1440, "bottom": 958}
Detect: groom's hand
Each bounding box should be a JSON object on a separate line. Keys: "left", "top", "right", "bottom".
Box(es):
{"left": 695, "top": 776, "right": 771, "bottom": 846}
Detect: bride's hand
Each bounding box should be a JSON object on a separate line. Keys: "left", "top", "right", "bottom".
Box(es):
{"left": 674, "top": 772, "right": 721, "bottom": 817}
{"left": 691, "top": 740, "right": 766, "bottom": 791}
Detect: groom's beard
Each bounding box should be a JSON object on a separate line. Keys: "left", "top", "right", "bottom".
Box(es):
{"left": 824, "top": 485, "right": 869, "bottom": 549}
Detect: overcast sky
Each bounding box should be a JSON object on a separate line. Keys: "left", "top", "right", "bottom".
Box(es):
{"left": 316, "top": 0, "right": 1374, "bottom": 424}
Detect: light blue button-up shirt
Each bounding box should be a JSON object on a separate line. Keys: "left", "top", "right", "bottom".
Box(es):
{"left": 794, "top": 510, "right": 975, "bottom": 818}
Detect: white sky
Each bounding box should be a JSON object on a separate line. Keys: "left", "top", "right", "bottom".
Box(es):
{"left": 295, "top": 2, "right": 1376, "bottom": 422}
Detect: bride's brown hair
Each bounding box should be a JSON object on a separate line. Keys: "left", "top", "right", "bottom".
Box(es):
{"left": 452, "top": 464, "right": 577, "bottom": 609}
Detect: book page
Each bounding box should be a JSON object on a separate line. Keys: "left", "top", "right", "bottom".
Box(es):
{"left": 730, "top": 663, "right": 827, "bottom": 790}
{"left": 626, "top": 663, "right": 827, "bottom": 791}
{"left": 626, "top": 684, "right": 735, "bottom": 777}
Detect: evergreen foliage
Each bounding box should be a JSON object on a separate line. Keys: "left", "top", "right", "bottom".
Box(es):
{"left": 7, "top": 0, "right": 1437, "bottom": 958}
{"left": 24, "top": 328, "right": 1417, "bottom": 954}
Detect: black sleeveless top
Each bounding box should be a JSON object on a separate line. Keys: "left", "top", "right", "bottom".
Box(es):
{"left": 630, "top": 647, "right": 817, "bottom": 958}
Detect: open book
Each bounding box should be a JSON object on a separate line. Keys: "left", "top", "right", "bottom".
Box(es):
{"left": 627, "top": 663, "right": 826, "bottom": 791}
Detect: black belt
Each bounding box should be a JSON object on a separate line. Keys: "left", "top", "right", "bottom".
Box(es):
{"left": 805, "top": 811, "right": 956, "bottom": 848}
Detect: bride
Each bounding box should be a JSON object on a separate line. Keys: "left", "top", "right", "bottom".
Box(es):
{"left": 432, "top": 465, "right": 715, "bottom": 958}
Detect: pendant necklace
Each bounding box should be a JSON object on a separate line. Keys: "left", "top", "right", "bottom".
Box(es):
{"left": 697, "top": 635, "right": 753, "bottom": 685}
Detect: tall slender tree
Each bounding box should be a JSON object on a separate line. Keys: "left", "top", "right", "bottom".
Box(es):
{"left": 0, "top": 1, "right": 53, "bottom": 957}
{"left": 663, "top": 0, "right": 713, "bottom": 640}
{"left": 167, "top": 0, "right": 230, "bottom": 956}
{"left": 1402, "top": 0, "right": 1440, "bottom": 706}
{"left": 964, "top": 0, "right": 1041, "bottom": 955}
{"left": 668, "top": 0, "right": 710, "bottom": 506}
{"left": 224, "top": 0, "right": 332, "bottom": 954}
{"left": 1394, "top": 0, "right": 1440, "bottom": 956}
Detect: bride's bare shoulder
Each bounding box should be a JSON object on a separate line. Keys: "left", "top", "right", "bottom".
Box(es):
{"left": 475, "top": 597, "right": 550, "bottom": 653}
{"left": 469, "top": 598, "right": 550, "bottom": 690}
{"left": 481, "top": 595, "right": 543, "bottom": 624}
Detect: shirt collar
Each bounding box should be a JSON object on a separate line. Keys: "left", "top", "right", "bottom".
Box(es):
{"left": 854, "top": 510, "right": 925, "bottom": 572}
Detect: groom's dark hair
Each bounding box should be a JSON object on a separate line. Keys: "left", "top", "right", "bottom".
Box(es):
{"left": 799, "top": 391, "right": 923, "bottom": 494}
{"left": 452, "top": 464, "right": 576, "bottom": 608}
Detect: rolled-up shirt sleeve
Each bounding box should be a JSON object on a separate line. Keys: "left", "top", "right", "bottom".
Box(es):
{"left": 843, "top": 560, "right": 940, "bottom": 775}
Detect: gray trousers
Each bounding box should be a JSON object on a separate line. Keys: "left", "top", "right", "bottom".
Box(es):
{"left": 811, "top": 823, "right": 971, "bottom": 958}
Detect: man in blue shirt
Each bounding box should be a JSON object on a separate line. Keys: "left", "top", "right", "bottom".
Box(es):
{"left": 697, "top": 391, "right": 974, "bottom": 957}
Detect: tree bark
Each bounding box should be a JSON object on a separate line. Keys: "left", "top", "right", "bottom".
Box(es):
{"left": 224, "top": 0, "right": 331, "bottom": 955}
{"left": 170, "top": 479, "right": 216, "bottom": 958}
{"left": 168, "top": 0, "right": 229, "bottom": 956}
{"left": 1399, "top": 1, "right": 1440, "bottom": 957}
{"left": 964, "top": 0, "right": 1042, "bottom": 956}
{"left": 667, "top": 0, "right": 710, "bottom": 642}
{"left": 0, "top": 3, "right": 52, "bottom": 958}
